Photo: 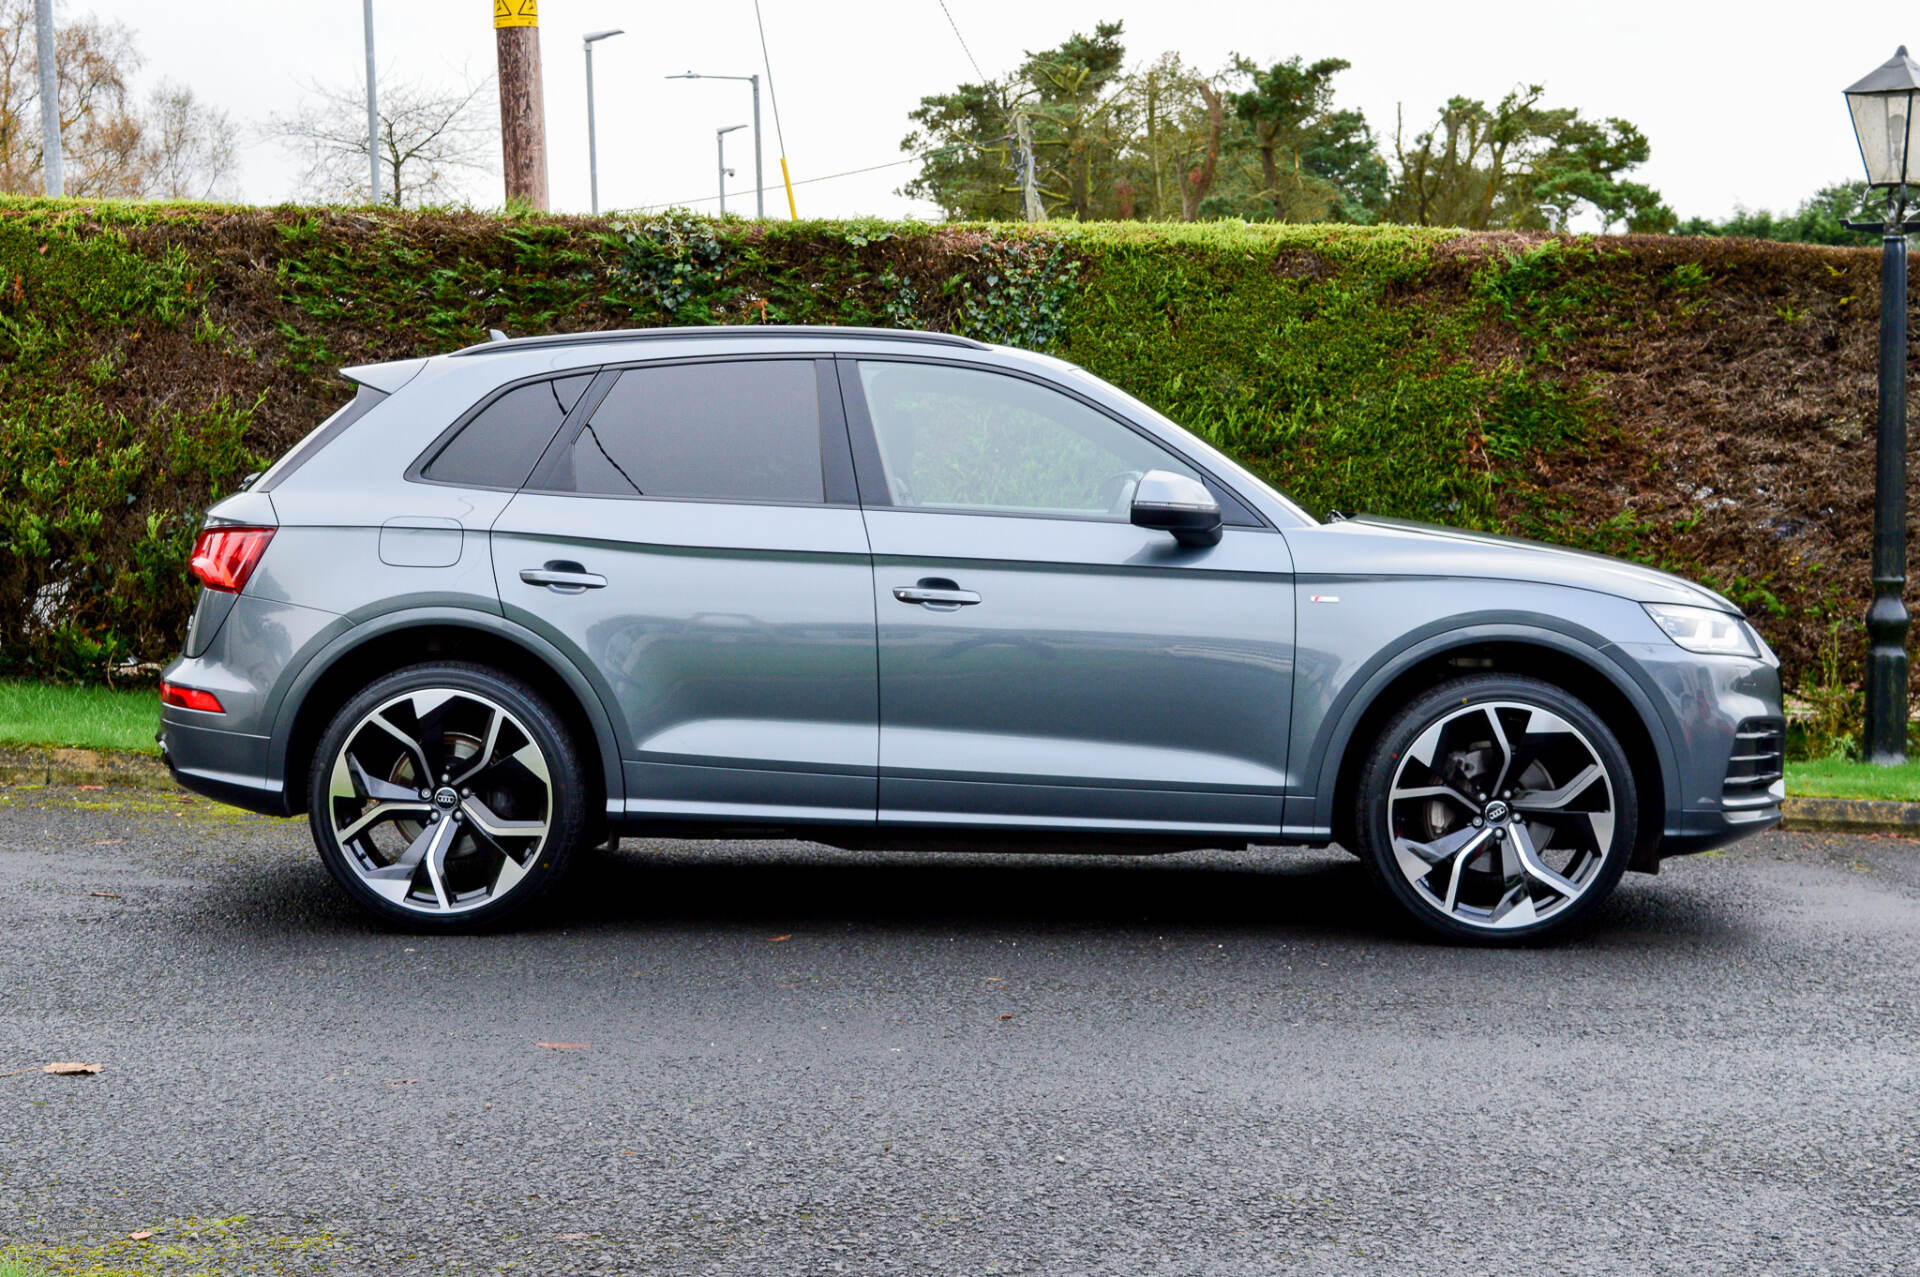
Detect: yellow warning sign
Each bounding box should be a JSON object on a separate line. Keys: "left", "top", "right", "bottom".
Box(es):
{"left": 493, "top": 0, "right": 538, "bottom": 28}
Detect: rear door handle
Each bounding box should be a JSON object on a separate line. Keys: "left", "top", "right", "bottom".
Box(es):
{"left": 893, "top": 585, "right": 981, "bottom": 608}
{"left": 520, "top": 563, "right": 607, "bottom": 593}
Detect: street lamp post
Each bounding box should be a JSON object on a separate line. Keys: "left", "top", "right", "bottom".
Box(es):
{"left": 1844, "top": 45, "right": 1920, "bottom": 765}
{"left": 34, "top": 0, "right": 60, "bottom": 197}
{"left": 583, "top": 29, "right": 624, "bottom": 216}
{"left": 716, "top": 124, "right": 747, "bottom": 214}
{"left": 362, "top": 0, "right": 378, "bottom": 204}
{"left": 666, "top": 71, "right": 763, "bottom": 218}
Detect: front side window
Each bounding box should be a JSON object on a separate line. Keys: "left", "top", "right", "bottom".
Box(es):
{"left": 553, "top": 360, "right": 824, "bottom": 503}
{"left": 856, "top": 361, "right": 1199, "bottom": 518}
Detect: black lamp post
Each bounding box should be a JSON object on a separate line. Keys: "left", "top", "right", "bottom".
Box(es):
{"left": 1844, "top": 46, "right": 1920, "bottom": 765}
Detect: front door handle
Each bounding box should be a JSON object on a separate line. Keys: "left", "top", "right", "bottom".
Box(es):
{"left": 893, "top": 584, "right": 981, "bottom": 609}
{"left": 520, "top": 562, "right": 607, "bottom": 593}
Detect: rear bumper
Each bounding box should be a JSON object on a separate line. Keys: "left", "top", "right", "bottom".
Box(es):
{"left": 160, "top": 590, "right": 348, "bottom": 818}
{"left": 158, "top": 714, "right": 291, "bottom": 817}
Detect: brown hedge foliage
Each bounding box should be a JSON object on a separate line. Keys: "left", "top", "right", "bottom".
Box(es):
{"left": 1464, "top": 232, "right": 1893, "bottom": 687}
{"left": 0, "top": 201, "right": 1906, "bottom": 700}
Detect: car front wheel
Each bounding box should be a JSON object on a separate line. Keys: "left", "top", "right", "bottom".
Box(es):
{"left": 1354, "top": 674, "right": 1638, "bottom": 944}
{"left": 307, "top": 662, "right": 588, "bottom": 929}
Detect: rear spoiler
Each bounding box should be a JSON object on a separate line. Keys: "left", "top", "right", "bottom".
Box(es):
{"left": 340, "top": 357, "right": 429, "bottom": 394}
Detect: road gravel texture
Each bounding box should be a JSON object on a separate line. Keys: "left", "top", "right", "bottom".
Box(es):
{"left": 2, "top": 783, "right": 1917, "bottom": 1274}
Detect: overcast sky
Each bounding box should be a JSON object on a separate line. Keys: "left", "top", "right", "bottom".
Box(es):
{"left": 81, "top": 0, "right": 1920, "bottom": 224}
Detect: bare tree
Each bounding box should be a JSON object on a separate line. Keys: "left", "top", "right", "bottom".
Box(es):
{"left": 0, "top": 0, "right": 140, "bottom": 195}
{"left": 137, "top": 80, "right": 236, "bottom": 199}
{"left": 267, "top": 75, "right": 493, "bottom": 207}
{"left": 0, "top": 3, "right": 235, "bottom": 199}
{"left": 1115, "top": 55, "right": 1227, "bottom": 222}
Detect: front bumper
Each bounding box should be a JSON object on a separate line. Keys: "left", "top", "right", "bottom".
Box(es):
{"left": 1609, "top": 640, "right": 1785, "bottom": 863}
{"left": 1659, "top": 804, "right": 1782, "bottom": 856}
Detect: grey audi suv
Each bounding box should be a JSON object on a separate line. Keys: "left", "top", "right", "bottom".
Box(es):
{"left": 159, "top": 326, "right": 1784, "bottom": 942}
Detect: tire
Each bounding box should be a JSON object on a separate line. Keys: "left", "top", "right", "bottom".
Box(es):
{"left": 1353, "top": 674, "right": 1638, "bottom": 944}
{"left": 306, "top": 661, "right": 589, "bottom": 930}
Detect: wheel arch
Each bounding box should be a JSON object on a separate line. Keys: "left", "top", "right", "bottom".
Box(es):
{"left": 268, "top": 609, "right": 626, "bottom": 822}
{"left": 1307, "top": 623, "right": 1677, "bottom": 871}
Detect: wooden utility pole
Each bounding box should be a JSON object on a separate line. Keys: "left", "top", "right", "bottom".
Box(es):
{"left": 1013, "top": 112, "right": 1043, "bottom": 223}
{"left": 493, "top": 0, "right": 549, "bottom": 210}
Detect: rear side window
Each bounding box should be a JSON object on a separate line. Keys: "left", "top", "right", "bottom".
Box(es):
{"left": 552, "top": 360, "right": 824, "bottom": 503}
{"left": 425, "top": 374, "right": 594, "bottom": 489}
{"left": 256, "top": 384, "right": 387, "bottom": 493}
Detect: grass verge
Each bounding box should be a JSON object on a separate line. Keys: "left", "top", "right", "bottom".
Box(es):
{"left": 0, "top": 680, "right": 159, "bottom": 754}
{"left": 1783, "top": 757, "right": 1920, "bottom": 803}
{"left": 5, "top": 679, "right": 1920, "bottom": 806}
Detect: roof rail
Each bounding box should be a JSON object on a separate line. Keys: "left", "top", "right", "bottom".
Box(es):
{"left": 448, "top": 324, "right": 988, "bottom": 357}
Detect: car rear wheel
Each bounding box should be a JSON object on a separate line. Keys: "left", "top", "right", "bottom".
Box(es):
{"left": 1354, "top": 674, "right": 1638, "bottom": 944}
{"left": 307, "top": 662, "right": 588, "bottom": 929}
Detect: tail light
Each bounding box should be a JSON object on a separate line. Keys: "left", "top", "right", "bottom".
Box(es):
{"left": 160, "top": 681, "right": 225, "bottom": 713}
{"left": 189, "top": 526, "right": 275, "bottom": 594}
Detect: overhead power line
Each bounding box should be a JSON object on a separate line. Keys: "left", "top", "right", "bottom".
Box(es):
{"left": 633, "top": 145, "right": 971, "bottom": 214}
{"left": 932, "top": 0, "right": 1028, "bottom": 215}
{"left": 937, "top": 0, "right": 988, "bottom": 85}
{"left": 752, "top": 0, "right": 798, "bottom": 218}
{"left": 638, "top": 4, "right": 998, "bottom": 219}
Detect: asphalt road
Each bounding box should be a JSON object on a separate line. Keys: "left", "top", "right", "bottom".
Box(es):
{"left": 2, "top": 782, "right": 1918, "bottom": 1275}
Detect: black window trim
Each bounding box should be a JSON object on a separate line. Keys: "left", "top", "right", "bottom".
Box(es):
{"left": 258, "top": 383, "right": 389, "bottom": 494}
{"left": 833, "top": 353, "right": 1273, "bottom": 532}
{"left": 520, "top": 353, "right": 860, "bottom": 509}
{"left": 406, "top": 367, "right": 606, "bottom": 493}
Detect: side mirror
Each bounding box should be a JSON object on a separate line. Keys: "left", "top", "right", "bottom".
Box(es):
{"left": 1130, "top": 469, "right": 1222, "bottom": 548}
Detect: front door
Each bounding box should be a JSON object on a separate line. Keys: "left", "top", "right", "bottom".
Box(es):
{"left": 493, "top": 356, "right": 877, "bottom": 826}
{"left": 841, "top": 357, "right": 1294, "bottom": 839}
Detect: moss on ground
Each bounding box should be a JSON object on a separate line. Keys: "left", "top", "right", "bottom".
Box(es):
{"left": 0, "top": 1218, "right": 336, "bottom": 1276}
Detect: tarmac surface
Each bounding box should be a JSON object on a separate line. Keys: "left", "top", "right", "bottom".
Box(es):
{"left": 2, "top": 782, "right": 1917, "bottom": 1274}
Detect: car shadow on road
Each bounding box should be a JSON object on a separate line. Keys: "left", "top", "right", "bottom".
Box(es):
{"left": 217, "top": 832, "right": 1746, "bottom": 951}
{"left": 546, "top": 843, "right": 1399, "bottom": 938}
{"left": 513, "top": 840, "right": 1747, "bottom": 951}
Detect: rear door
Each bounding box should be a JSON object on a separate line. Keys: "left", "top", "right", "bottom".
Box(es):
{"left": 491, "top": 356, "right": 878, "bottom": 826}
{"left": 842, "top": 357, "right": 1294, "bottom": 838}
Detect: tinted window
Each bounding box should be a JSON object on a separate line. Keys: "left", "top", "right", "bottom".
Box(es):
{"left": 425, "top": 374, "right": 593, "bottom": 489}
{"left": 856, "top": 361, "right": 1198, "bottom": 518}
{"left": 557, "top": 360, "right": 824, "bottom": 503}
{"left": 257, "top": 384, "right": 387, "bottom": 493}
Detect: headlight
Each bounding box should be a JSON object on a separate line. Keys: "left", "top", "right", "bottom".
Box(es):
{"left": 1643, "top": 603, "right": 1759, "bottom": 657}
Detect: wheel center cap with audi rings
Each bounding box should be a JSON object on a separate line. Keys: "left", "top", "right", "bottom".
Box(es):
{"left": 1483, "top": 799, "right": 1511, "bottom": 824}
{"left": 434, "top": 786, "right": 460, "bottom": 811}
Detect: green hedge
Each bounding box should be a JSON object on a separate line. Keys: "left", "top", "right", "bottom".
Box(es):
{"left": 0, "top": 200, "right": 1899, "bottom": 700}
